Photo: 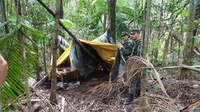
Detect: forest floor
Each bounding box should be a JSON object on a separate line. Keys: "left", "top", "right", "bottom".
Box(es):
{"left": 13, "top": 72, "right": 200, "bottom": 112}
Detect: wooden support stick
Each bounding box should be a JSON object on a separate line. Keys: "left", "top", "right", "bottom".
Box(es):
{"left": 161, "top": 65, "right": 200, "bottom": 72}
{"left": 180, "top": 65, "right": 200, "bottom": 72}
{"left": 181, "top": 99, "right": 200, "bottom": 112}
{"left": 61, "top": 97, "right": 65, "bottom": 112}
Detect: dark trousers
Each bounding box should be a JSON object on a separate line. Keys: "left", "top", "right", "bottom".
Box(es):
{"left": 128, "top": 73, "right": 141, "bottom": 97}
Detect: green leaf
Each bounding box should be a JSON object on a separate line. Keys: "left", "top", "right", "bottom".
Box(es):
{"left": 182, "top": 10, "right": 188, "bottom": 17}
{"left": 43, "top": 0, "right": 50, "bottom": 4}
{"left": 91, "top": 0, "right": 97, "bottom": 5}
{"left": 21, "top": 23, "right": 43, "bottom": 36}
{"left": 60, "top": 19, "right": 74, "bottom": 28}
{"left": 0, "top": 29, "right": 18, "bottom": 41}
{"left": 77, "top": 0, "right": 84, "bottom": 9}
{"left": 8, "top": 13, "right": 17, "bottom": 21}
{"left": 117, "top": 0, "right": 125, "bottom": 4}
{"left": 164, "top": 34, "right": 169, "bottom": 40}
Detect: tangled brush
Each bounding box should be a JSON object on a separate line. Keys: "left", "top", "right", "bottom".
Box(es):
{"left": 125, "top": 56, "right": 170, "bottom": 98}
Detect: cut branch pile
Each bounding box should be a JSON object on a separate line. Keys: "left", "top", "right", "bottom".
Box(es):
{"left": 60, "top": 82, "right": 178, "bottom": 112}
{"left": 125, "top": 56, "right": 170, "bottom": 98}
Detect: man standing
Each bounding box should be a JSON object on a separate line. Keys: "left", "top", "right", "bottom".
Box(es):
{"left": 120, "top": 32, "right": 134, "bottom": 61}
{"left": 123, "top": 29, "right": 143, "bottom": 105}
{"left": 118, "top": 32, "right": 134, "bottom": 81}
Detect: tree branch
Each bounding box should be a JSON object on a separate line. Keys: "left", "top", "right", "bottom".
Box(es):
{"left": 165, "top": 24, "right": 200, "bottom": 57}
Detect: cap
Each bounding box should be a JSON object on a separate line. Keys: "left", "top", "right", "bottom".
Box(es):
{"left": 121, "top": 32, "right": 129, "bottom": 36}
{"left": 131, "top": 29, "right": 140, "bottom": 35}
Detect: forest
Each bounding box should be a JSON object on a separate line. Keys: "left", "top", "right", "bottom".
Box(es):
{"left": 0, "top": 0, "right": 200, "bottom": 112}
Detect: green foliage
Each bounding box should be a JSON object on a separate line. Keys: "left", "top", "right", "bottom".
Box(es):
{"left": 1, "top": 0, "right": 199, "bottom": 111}
{"left": 60, "top": 19, "right": 74, "bottom": 28}
{"left": 194, "top": 35, "right": 200, "bottom": 47}
{"left": 0, "top": 27, "right": 39, "bottom": 110}
{"left": 0, "top": 2, "right": 46, "bottom": 110}
{"left": 153, "top": 84, "right": 161, "bottom": 93}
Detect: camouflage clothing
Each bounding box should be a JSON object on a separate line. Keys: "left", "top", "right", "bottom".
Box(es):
{"left": 120, "top": 39, "right": 134, "bottom": 60}
{"left": 130, "top": 39, "right": 143, "bottom": 57}
{"left": 128, "top": 39, "right": 143, "bottom": 96}
{"left": 129, "top": 72, "right": 141, "bottom": 96}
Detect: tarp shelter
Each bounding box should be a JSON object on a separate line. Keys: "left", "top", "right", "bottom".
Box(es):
{"left": 53, "top": 39, "right": 121, "bottom": 81}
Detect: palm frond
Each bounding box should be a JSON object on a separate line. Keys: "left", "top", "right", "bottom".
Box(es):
{"left": 0, "top": 23, "right": 43, "bottom": 111}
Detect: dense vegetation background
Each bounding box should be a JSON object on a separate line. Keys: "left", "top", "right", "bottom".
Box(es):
{"left": 0, "top": 0, "right": 199, "bottom": 111}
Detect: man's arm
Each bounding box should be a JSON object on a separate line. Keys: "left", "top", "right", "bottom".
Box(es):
{"left": 136, "top": 41, "right": 143, "bottom": 56}
{"left": 130, "top": 41, "right": 143, "bottom": 57}
{"left": 0, "top": 55, "right": 8, "bottom": 88}
{"left": 121, "top": 42, "right": 133, "bottom": 56}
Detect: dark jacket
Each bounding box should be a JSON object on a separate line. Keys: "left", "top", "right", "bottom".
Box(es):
{"left": 121, "top": 39, "right": 134, "bottom": 60}
{"left": 130, "top": 39, "right": 143, "bottom": 57}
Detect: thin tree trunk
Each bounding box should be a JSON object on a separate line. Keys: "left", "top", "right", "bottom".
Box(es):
{"left": 33, "top": 37, "right": 41, "bottom": 81}
{"left": 180, "top": 0, "right": 196, "bottom": 79}
{"left": 43, "top": 35, "right": 48, "bottom": 76}
{"left": 170, "top": 35, "right": 173, "bottom": 53}
{"left": 154, "top": 1, "right": 163, "bottom": 63}
{"left": 9, "top": 0, "right": 14, "bottom": 13}
{"left": 32, "top": 17, "right": 41, "bottom": 81}
{"left": 140, "top": 0, "right": 152, "bottom": 111}
{"left": 59, "top": 0, "right": 64, "bottom": 55}
{"left": 1, "top": 0, "right": 9, "bottom": 34}
{"left": 162, "top": 33, "right": 170, "bottom": 66}
{"left": 103, "top": 13, "right": 107, "bottom": 32}
{"left": 50, "top": 0, "right": 61, "bottom": 104}
{"left": 108, "top": 0, "right": 116, "bottom": 43}
{"left": 15, "top": 0, "right": 32, "bottom": 111}
{"left": 59, "top": 0, "right": 63, "bottom": 18}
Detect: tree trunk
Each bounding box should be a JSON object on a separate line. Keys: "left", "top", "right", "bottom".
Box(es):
{"left": 43, "top": 35, "right": 48, "bottom": 76}
{"left": 15, "top": 0, "right": 32, "bottom": 111}
{"left": 59, "top": 0, "right": 63, "bottom": 18}
{"left": 59, "top": 0, "right": 64, "bottom": 56}
{"left": 1, "top": 0, "right": 9, "bottom": 34}
{"left": 154, "top": 1, "right": 163, "bottom": 64}
{"left": 162, "top": 33, "right": 170, "bottom": 66}
{"left": 108, "top": 0, "right": 116, "bottom": 43}
{"left": 180, "top": 0, "right": 196, "bottom": 79}
{"left": 169, "top": 35, "right": 173, "bottom": 53}
{"left": 33, "top": 37, "right": 41, "bottom": 81}
{"left": 140, "top": 0, "right": 152, "bottom": 111}
{"left": 50, "top": 0, "right": 61, "bottom": 104}
{"left": 103, "top": 13, "right": 107, "bottom": 32}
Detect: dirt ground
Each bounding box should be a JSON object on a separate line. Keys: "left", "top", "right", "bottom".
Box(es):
{"left": 12, "top": 76, "right": 199, "bottom": 112}
{"left": 7, "top": 66, "right": 200, "bottom": 112}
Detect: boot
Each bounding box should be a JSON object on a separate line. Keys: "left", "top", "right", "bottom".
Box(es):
{"left": 123, "top": 94, "right": 133, "bottom": 105}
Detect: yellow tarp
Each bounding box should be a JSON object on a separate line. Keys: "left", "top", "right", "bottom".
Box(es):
{"left": 56, "top": 39, "right": 118, "bottom": 66}
{"left": 57, "top": 45, "right": 71, "bottom": 66}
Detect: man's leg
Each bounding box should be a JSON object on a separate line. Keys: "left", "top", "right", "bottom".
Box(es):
{"left": 123, "top": 75, "right": 137, "bottom": 105}
{"left": 135, "top": 73, "right": 141, "bottom": 97}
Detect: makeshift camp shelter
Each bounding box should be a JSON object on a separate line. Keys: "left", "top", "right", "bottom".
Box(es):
{"left": 53, "top": 40, "right": 118, "bottom": 80}
{"left": 53, "top": 39, "right": 121, "bottom": 82}
{"left": 48, "top": 29, "right": 124, "bottom": 82}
